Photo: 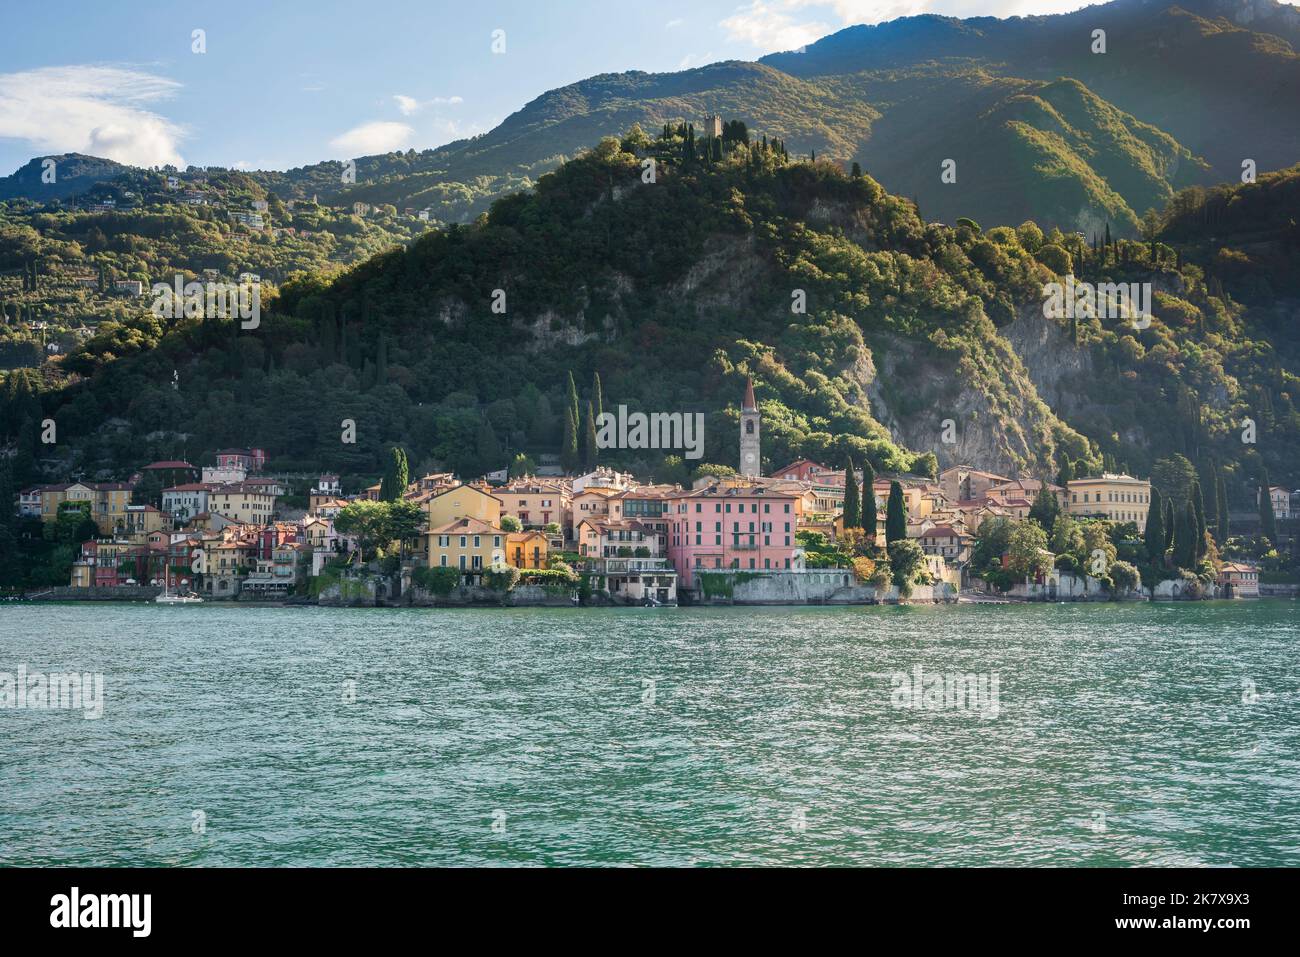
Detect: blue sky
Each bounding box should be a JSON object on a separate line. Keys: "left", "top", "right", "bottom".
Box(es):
{"left": 0, "top": 0, "right": 1100, "bottom": 174}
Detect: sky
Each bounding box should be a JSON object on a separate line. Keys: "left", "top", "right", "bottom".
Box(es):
{"left": 0, "top": 0, "right": 1106, "bottom": 175}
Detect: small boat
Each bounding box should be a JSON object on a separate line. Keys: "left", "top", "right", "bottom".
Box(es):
{"left": 156, "top": 576, "right": 203, "bottom": 604}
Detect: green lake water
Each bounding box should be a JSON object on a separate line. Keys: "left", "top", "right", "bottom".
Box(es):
{"left": 1, "top": 600, "right": 1296, "bottom": 866}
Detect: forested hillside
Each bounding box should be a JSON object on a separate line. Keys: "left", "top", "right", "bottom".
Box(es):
{"left": 3, "top": 128, "right": 1296, "bottom": 518}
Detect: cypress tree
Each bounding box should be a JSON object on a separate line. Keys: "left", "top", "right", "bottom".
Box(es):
{"left": 582, "top": 401, "right": 598, "bottom": 471}
{"left": 380, "top": 446, "right": 408, "bottom": 501}
{"left": 842, "top": 456, "right": 861, "bottom": 529}
{"left": 565, "top": 372, "right": 580, "bottom": 436}
{"left": 1164, "top": 499, "right": 1175, "bottom": 551}
{"left": 591, "top": 371, "right": 603, "bottom": 422}
{"left": 1201, "top": 457, "right": 1219, "bottom": 540}
{"left": 561, "top": 405, "right": 579, "bottom": 475}
{"left": 861, "top": 458, "right": 877, "bottom": 543}
{"left": 1259, "top": 469, "right": 1278, "bottom": 544}
{"left": 885, "top": 481, "right": 907, "bottom": 544}
{"left": 1191, "top": 478, "right": 1208, "bottom": 560}
{"left": 1144, "top": 486, "right": 1165, "bottom": 564}
{"left": 1215, "top": 470, "right": 1229, "bottom": 542}
{"left": 1175, "top": 502, "right": 1198, "bottom": 569}
{"left": 1057, "top": 458, "right": 1074, "bottom": 486}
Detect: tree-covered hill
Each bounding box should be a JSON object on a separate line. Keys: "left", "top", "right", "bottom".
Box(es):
{"left": 4, "top": 129, "right": 1296, "bottom": 514}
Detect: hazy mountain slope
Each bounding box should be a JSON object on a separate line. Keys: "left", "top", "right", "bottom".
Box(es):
{"left": 4, "top": 1, "right": 1294, "bottom": 235}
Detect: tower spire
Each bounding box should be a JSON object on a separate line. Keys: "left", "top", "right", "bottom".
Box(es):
{"left": 739, "top": 377, "right": 761, "bottom": 477}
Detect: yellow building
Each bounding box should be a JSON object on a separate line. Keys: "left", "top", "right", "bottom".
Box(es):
{"left": 206, "top": 483, "right": 278, "bottom": 524}
{"left": 425, "top": 483, "right": 501, "bottom": 530}
{"left": 122, "top": 504, "right": 167, "bottom": 539}
{"left": 506, "top": 530, "right": 550, "bottom": 569}
{"left": 427, "top": 518, "right": 505, "bottom": 573}
{"left": 1067, "top": 473, "right": 1152, "bottom": 529}
{"left": 40, "top": 481, "right": 134, "bottom": 536}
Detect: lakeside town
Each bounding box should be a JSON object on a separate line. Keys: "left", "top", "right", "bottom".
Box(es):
{"left": 8, "top": 379, "right": 1297, "bottom": 607}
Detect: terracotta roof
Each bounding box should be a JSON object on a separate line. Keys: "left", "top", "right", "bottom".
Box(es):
{"left": 428, "top": 517, "right": 503, "bottom": 535}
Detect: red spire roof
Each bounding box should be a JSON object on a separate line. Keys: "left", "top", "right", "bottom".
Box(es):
{"left": 743, "top": 376, "right": 757, "bottom": 411}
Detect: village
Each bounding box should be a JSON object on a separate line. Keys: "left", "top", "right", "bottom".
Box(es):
{"left": 12, "top": 379, "right": 1295, "bottom": 607}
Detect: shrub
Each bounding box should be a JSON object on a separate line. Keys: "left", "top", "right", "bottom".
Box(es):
{"left": 1035, "top": 243, "right": 1073, "bottom": 275}
{"left": 482, "top": 564, "right": 520, "bottom": 592}
{"left": 413, "top": 565, "right": 460, "bottom": 596}
{"left": 1110, "top": 561, "right": 1140, "bottom": 592}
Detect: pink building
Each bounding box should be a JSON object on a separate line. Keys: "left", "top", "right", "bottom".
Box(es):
{"left": 666, "top": 481, "right": 804, "bottom": 588}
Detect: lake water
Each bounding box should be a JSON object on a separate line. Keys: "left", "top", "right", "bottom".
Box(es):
{"left": 1, "top": 600, "right": 1297, "bottom": 866}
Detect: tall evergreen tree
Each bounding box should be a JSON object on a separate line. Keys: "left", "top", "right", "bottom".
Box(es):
{"left": 1056, "top": 459, "right": 1074, "bottom": 486}
{"left": 1259, "top": 469, "right": 1278, "bottom": 544}
{"left": 1028, "top": 487, "right": 1061, "bottom": 529}
{"left": 1174, "top": 502, "right": 1198, "bottom": 569}
{"left": 1191, "top": 478, "right": 1208, "bottom": 560}
{"left": 561, "top": 405, "right": 579, "bottom": 475}
{"left": 565, "top": 372, "right": 580, "bottom": 436}
{"left": 842, "top": 456, "right": 861, "bottom": 529}
{"left": 1144, "top": 486, "right": 1165, "bottom": 564}
{"left": 1164, "top": 499, "right": 1176, "bottom": 551}
{"left": 1215, "top": 470, "right": 1229, "bottom": 543}
{"left": 582, "top": 401, "right": 598, "bottom": 471}
{"left": 885, "top": 481, "right": 907, "bottom": 544}
{"left": 1201, "top": 457, "right": 1219, "bottom": 539}
{"left": 860, "top": 459, "right": 877, "bottom": 543}
{"left": 380, "top": 446, "right": 408, "bottom": 501}
{"left": 591, "top": 372, "right": 603, "bottom": 422}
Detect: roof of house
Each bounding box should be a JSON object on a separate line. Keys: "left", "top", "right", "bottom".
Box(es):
{"left": 143, "top": 460, "right": 196, "bottom": 470}
{"left": 428, "top": 517, "right": 503, "bottom": 536}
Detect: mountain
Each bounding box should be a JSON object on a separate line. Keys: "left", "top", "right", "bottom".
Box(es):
{"left": 3, "top": 0, "right": 1296, "bottom": 235}
{"left": 0, "top": 154, "right": 132, "bottom": 202}
{"left": 5, "top": 133, "right": 1296, "bottom": 516}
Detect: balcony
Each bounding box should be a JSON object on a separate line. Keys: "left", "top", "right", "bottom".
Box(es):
{"left": 600, "top": 558, "right": 673, "bottom": 574}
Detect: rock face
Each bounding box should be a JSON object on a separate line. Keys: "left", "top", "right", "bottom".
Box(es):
{"left": 861, "top": 329, "right": 1064, "bottom": 477}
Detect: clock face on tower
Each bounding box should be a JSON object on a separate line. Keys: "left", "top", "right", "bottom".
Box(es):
{"left": 744, "top": 453, "right": 756, "bottom": 465}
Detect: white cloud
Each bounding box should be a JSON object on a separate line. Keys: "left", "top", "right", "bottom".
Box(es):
{"left": 666, "top": 18, "right": 684, "bottom": 28}
{"left": 393, "top": 93, "right": 464, "bottom": 116}
{"left": 0, "top": 65, "right": 185, "bottom": 167}
{"left": 329, "top": 120, "right": 415, "bottom": 155}
{"left": 721, "top": 1, "right": 832, "bottom": 51}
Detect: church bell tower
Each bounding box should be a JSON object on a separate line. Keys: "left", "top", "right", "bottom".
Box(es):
{"left": 739, "top": 377, "right": 761, "bottom": 477}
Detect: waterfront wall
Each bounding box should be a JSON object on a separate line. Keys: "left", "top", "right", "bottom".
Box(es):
{"left": 1259, "top": 583, "right": 1299, "bottom": 598}
{"left": 689, "top": 569, "right": 956, "bottom": 605}
{"left": 314, "top": 575, "right": 580, "bottom": 607}
{"left": 27, "top": 585, "right": 161, "bottom": 601}
{"left": 1000, "top": 573, "right": 1226, "bottom": 602}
